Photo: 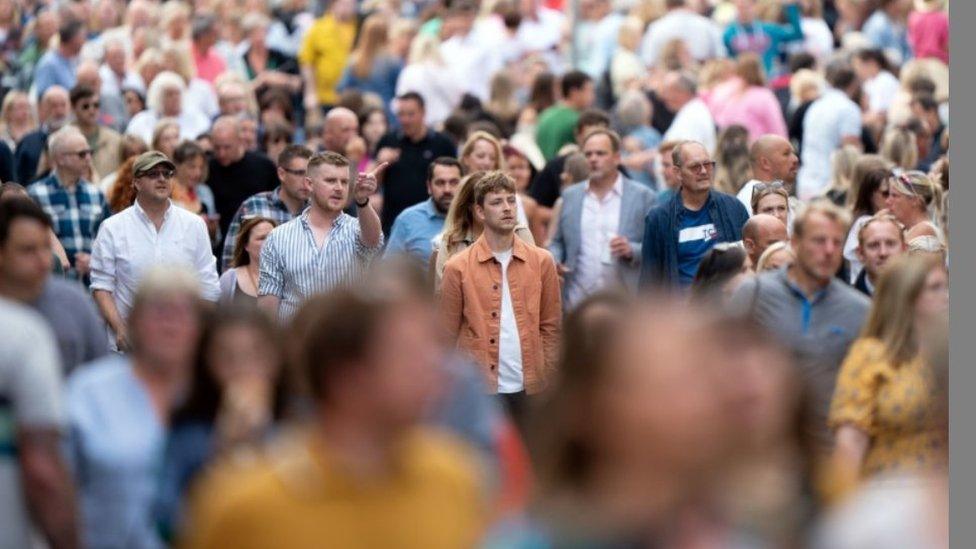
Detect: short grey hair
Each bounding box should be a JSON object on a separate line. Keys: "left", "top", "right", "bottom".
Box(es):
{"left": 47, "top": 125, "right": 85, "bottom": 157}
{"left": 615, "top": 91, "right": 651, "bottom": 129}
{"left": 146, "top": 71, "right": 186, "bottom": 114}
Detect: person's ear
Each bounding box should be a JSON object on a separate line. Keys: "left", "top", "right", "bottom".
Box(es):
{"left": 855, "top": 246, "right": 866, "bottom": 263}
{"left": 474, "top": 203, "right": 485, "bottom": 223}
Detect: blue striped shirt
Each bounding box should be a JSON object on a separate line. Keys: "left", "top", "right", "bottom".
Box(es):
{"left": 258, "top": 209, "right": 383, "bottom": 319}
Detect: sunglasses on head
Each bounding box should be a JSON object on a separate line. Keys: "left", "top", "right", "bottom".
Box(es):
{"left": 752, "top": 180, "right": 785, "bottom": 200}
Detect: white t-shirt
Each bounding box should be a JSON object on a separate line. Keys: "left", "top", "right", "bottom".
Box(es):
{"left": 663, "top": 98, "right": 717, "bottom": 155}
{"left": 797, "top": 89, "right": 862, "bottom": 200}
{"left": 864, "top": 71, "right": 900, "bottom": 114}
{"left": 493, "top": 249, "right": 524, "bottom": 393}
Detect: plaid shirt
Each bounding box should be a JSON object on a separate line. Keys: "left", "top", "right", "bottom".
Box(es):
{"left": 28, "top": 172, "right": 107, "bottom": 266}
{"left": 221, "top": 187, "right": 301, "bottom": 270}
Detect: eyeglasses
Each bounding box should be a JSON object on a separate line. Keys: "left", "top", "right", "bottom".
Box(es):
{"left": 79, "top": 101, "right": 100, "bottom": 110}
{"left": 680, "top": 160, "right": 716, "bottom": 173}
{"left": 65, "top": 149, "right": 92, "bottom": 159}
{"left": 281, "top": 167, "right": 306, "bottom": 176}
{"left": 137, "top": 169, "right": 175, "bottom": 180}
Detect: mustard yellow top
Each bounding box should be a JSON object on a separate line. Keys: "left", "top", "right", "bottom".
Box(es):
{"left": 828, "top": 337, "right": 945, "bottom": 477}
{"left": 180, "top": 427, "right": 487, "bottom": 549}
{"left": 298, "top": 15, "right": 356, "bottom": 105}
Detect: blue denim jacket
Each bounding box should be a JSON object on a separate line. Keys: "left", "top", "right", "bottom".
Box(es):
{"left": 639, "top": 188, "right": 749, "bottom": 288}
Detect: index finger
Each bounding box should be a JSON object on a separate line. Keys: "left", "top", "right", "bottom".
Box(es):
{"left": 369, "top": 162, "right": 390, "bottom": 178}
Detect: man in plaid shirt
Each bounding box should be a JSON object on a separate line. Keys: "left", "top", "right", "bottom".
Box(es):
{"left": 27, "top": 126, "right": 107, "bottom": 279}
{"left": 220, "top": 144, "right": 313, "bottom": 270}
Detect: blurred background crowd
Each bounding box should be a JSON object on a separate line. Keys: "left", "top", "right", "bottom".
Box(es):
{"left": 0, "top": 0, "right": 949, "bottom": 547}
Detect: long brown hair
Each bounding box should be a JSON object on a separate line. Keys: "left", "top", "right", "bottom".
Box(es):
{"left": 232, "top": 217, "right": 278, "bottom": 267}
{"left": 442, "top": 171, "right": 487, "bottom": 249}
{"left": 350, "top": 15, "right": 389, "bottom": 79}
{"left": 109, "top": 157, "right": 139, "bottom": 213}
{"left": 860, "top": 254, "right": 946, "bottom": 366}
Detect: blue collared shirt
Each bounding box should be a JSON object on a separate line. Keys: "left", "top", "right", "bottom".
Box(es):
{"left": 258, "top": 209, "right": 383, "bottom": 320}
{"left": 27, "top": 171, "right": 107, "bottom": 266}
{"left": 34, "top": 50, "right": 78, "bottom": 98}
{"left": 384, "top": 198, "right": 445, "bottom": 265}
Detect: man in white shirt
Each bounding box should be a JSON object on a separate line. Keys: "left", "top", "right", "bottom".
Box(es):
{"left": 548, "top": 129, "right": 656, "bottom": 309}
{"left": 797, "top": 62, "right": 863, "bottom": 201}
{"left": 91, "top": 151, "right": 220, "bottom": 352}
{"left": 737, "top": 135, "right": 801, "bottom": 228}
{"left": 660, "top": 71, "right": 717, "bottom": 154}
{"left": 640, "top": 0, "right": 725, "bottom": 66}
{"left": 440, "top": 1, "right": 503, "bottom": 102}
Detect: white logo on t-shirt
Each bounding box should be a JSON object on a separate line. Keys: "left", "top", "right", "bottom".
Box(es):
{"left": 678, "top": 223, "right": 718, "bottom": 243}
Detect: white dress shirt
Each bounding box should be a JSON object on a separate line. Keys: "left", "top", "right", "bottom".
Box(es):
{"left": 640, "top": 9, "right": 726, "bottom": 66}
{"left": 663, "top": 97, "right": 717, "bottom": 155}
{"left": 90, "top": 200, "right": 220, "bottom": 347}
{"left": 566, "top": 176, "right": 623, "bottom": 308}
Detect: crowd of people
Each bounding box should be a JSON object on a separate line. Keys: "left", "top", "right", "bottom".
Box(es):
{"left": 0, "top": 0, "right": 950, "bottom": 547}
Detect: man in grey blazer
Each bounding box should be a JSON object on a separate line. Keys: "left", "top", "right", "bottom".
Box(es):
{"left": 548, "top": 129, "right": 657, "bottom": 309}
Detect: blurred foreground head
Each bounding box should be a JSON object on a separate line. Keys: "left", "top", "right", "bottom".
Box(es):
{"left": 530, "top": 294, "right": 803, "bottom": 542}
{"left": 289, "top": 259, "right": 446, "bottom": 435}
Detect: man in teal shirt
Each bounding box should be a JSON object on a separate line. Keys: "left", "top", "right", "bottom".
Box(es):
{"left": 723, "top": 0, "right": 804, "bottom": 78}
{"left": 535, "top": 71, "right": 595, "bottom": 161}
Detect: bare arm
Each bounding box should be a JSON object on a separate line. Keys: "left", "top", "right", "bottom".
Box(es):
{"left": 355, "top": 163, "right": 387, "bottom": 248}
{"left": 19, "top": 429, "right": 79, "bottom": 549}
{"left": 92, "top": 289, "right": 128, "bottom": 352}
{"left": 49, "top": 230, "right": 69, "bottom": 271}
{"left": 831, "top": 424, "right": 870, "bottom": 484}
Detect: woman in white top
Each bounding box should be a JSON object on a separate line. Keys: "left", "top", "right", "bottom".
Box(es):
{"left": 218, "top": 217, "right": 278, "bottom": 307}
{"left": 125, "top": 71, "right": 211, "bottom": 145}
{"left": 395, "top": 33, "right": 464, "bottom": 128}
{"left": 885, "top": 171, "right": 945, "bottom": 243}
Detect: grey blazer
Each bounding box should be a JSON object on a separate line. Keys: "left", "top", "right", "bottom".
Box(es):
{"left": 548, "top": 177, "right": 657, "bottom": 296}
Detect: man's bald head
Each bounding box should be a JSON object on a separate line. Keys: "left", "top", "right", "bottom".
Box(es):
{"left": 211, "top": 116, "right": 245, "bottom": 166}
{"left": 748, "top": 134, "right": 798, "bottom": 185}
{"left": 742, "top": 213, "right": 788, "bottom": 268}
{"left": 40, "top": 86, "right": 71, "bottom": 128}
{"left": 322, "top": 107, "right": 359, "bottom": 153}
{"left": 76, "top": 60, "right": 101, "bottom": 90}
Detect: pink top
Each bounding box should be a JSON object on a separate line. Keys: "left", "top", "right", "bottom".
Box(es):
{"left": 908, "top": 10, "right": 949, "bottom": 65}
{"left": 700, "top": 77, "right": 788, "bottom": 143}
{"left": 192, "top": 46, "right": 228, "bottom": 85}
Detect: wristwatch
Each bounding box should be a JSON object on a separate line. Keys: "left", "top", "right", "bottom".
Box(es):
{"left": 356, "top": 196, "right": 370, "bottom": 208}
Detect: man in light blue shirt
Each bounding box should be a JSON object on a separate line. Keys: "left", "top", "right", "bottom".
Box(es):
{"left": 34, "top": 19, "right": 86, "bottom": 98}
{"left": 385, "top": 157, "right": 462, "bottom": 266}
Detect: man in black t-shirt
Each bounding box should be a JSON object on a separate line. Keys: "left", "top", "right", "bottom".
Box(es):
{"left": 376, "top": 92, "right": 456, "bottom": 235}
{"left": 206, "top": 116, "right": 280, "bottom": 238}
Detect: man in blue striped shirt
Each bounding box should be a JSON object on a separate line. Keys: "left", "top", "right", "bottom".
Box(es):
{"left": 257, "top": 152, "right": 385, "bottom": 320}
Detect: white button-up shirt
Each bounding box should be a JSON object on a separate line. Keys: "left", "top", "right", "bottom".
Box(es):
{"left": 90, "top": 200, "right": 220, "bottom": 346}
{"left": 566, "top": 176, "right": 623, "bottom": 308}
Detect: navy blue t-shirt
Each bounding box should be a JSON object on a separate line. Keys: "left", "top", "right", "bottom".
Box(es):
{"left": 677, "top": 204, "right": 717, "bottom": 285}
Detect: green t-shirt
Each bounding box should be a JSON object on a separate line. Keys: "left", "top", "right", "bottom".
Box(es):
{"left": 535, "top": 105, "right": 579, "bottom": 161}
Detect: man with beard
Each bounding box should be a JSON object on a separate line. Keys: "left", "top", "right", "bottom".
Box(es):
{"left": 384, "top": 157, "right": 462, "bottom": 267}
{"left": 257, "top": 152, "right": 384, "bottom": 321}
{"left": 737, "top": 135, "right": 801, "bottom": 223}
{"left": 90, "top": 151, "right": 220, "bottom": 351}
{"left": 221, "top": 145, "right": 314, "bottom": 270}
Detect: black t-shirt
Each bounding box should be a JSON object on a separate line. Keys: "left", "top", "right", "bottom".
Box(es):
{"left": 376, "top": 129, "right": 456, "bottom": 234}
{"left": 207, "top": 150, "right": 279, "bottom": 237}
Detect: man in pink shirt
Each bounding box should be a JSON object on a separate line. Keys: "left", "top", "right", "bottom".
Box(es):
{"left": 191, "top": 15, "right": 227, "bottom": 86}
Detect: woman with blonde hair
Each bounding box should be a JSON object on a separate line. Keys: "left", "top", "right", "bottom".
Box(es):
{"left": 395, "top": 32, "right": 464, "bottom": 127}
{"left": 0, "top": 91, "right": 36, "bottom": 148}
{"left": 756, "top": 241, "right": 794, "bottom": 272}
{"left": 431, "top": 171, "right": 534, "bottom": 288}
{"left": 751, "top": 183, "right": 790, "bottom": 227}
{"left": 152, "top": 118, "right": 181, "bottom": 159}
{"left": 824, "top": 145, "right": 861, "bottom": 206}
{"left": 879, "top": 127, "right": 918, "bottom": 171}
{"left": 885, "top": 170, "right": 944, "bottom": 243}
{"left": 829, "top": 254, "right": 948, "bottom": 492}
{"left": 338, "top": 14, "right": 403, "bottom": 110}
